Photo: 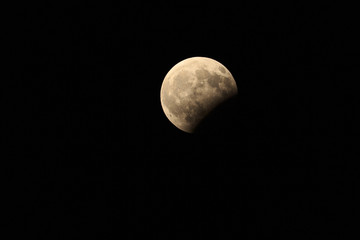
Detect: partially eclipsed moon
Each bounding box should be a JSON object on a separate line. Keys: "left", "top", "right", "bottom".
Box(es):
{"left": 160, "top": 57, "right": 238, "bottom": 133}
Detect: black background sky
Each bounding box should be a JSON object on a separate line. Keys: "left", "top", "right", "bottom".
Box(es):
{"left": 8, "top": 1, "right": 358, "bottom": 239}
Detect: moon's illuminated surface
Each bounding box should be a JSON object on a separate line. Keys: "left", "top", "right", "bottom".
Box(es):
{"left": 160, "top": 57, "right": 238, "bottom": 133}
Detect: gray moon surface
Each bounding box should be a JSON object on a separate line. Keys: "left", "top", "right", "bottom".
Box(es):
{"left": 160, "top": 57, "right": 238, "bottom": 133}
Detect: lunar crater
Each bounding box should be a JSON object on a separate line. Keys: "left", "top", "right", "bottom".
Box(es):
{"left": 218, "top": 66, "right": 226, "bottom": 73}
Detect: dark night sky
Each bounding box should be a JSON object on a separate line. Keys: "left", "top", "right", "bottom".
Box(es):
{"left": 8, "top": 2, "right": 358, "bottom": 239}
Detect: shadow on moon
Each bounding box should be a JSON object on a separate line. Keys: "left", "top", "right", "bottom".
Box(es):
{"left": 192, "top": 95, "right": 242, "bottom": 137}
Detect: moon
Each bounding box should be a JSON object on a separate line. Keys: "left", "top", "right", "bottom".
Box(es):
{"left": 160, "top": 57, "right": 238, "bottom": 133}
